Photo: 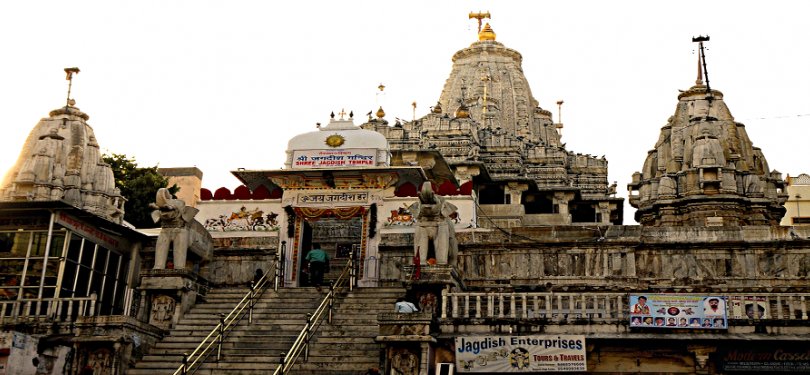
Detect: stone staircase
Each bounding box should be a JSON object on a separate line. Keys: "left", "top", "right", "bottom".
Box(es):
{"left": 129, "top": 285, "right": 403, "bottom": 375}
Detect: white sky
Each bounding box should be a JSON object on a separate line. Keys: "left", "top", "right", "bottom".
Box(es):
{"left": 1, "top": 1, "right": 808, "bottom": 224}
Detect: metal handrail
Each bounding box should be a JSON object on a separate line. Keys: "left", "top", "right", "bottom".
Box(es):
{"left": 274, "top": 251, "right": 357, "bottom": 375}
{"left": 173, "top": 260, "right": 278, "bottom": 375}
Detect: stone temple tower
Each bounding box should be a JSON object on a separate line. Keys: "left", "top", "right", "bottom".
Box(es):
{"left": 365, "top": 18, "right": 623, "bottom": 226}
{"left": 0, "top": 97, "right": 125, "bottom": 224}
{"left": 627, "top": 44, "right": 787, "bottom": 226}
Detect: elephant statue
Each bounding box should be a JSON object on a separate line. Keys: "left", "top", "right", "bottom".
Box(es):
{"left": 409, "top": 182, "right": 458, "bottom": 265}
{"left": 149, "top": 188, "right": 199, "bottom": 270}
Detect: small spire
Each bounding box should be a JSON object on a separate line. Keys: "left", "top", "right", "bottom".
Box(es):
{"left": 478, "top": 23, "right": 496, "bottom": 41}
{"left": 330, "top": 111, "right": 335, "bottom": 119}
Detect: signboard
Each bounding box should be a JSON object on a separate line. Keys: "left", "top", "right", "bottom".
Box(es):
{"left": 721, "top": 348, "right": 810, "bottom": 372}
{"left": 455, "top": 335, "right": 586, "bottom": 372}
{"left": 629, "top": 294, "right": 727, "bottom": 329}
{"left": 728, "top": 296, "right": 769, "bottom": 319}
{"left": 55, "top": 212, "right": 128, "bottom": 252}
{"left": 292, "top": 149, "right": 376, "bottom": 168}
{"left": 297, "top": 191, "right": 370, "bottom": 206}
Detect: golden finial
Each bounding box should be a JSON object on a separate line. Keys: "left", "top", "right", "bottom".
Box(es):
{"left": 378, "top": 83, "right": 385, "bottom": 92}
{"left": 479, "top": 23, "right": 496, "bottom": 41}
{"left": 455, "top": 102, "right": 470, "bottom": 119}
{"left": 338, "top": 108, "right": 347, "bottom": 120}
{"left": 376, "top": 106, "right": 386, "bottom": 119}
{"left": 468, "top": 11, "right": 491, "bottom": 33}
{"left": 432, "top": 101, "right": 443, "bottom": 114}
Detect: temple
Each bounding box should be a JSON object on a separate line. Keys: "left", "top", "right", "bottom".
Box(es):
{"left": 1, "top": 15, "right": 809, "bottom": 375}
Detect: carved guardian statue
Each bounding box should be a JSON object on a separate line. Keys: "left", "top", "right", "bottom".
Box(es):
{"left": 410, "top": 182, "right": 458, "bottom": 265}
{"left": 150, "top": 188, "right": 199, "bottom": 269}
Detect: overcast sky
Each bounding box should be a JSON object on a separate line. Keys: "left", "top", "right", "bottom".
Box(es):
{"left": 1, "top": 1, "right": 808, "bottom": 224}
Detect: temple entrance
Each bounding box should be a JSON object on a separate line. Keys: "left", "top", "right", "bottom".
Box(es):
{"left": 298, "top": 216, "right": 362, "bottom": 287}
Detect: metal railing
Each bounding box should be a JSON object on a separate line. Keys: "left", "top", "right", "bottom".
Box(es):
{"left": 273, "top": 251, "right": 357, "bottom": 375}
{"left": 0, "top": 294, "right": 97, "bottom": 323}
{"left": 173, "top": 260, "right": 278, "bottom": 375}
{"left": 442, "top": 291, "right": 810, "bottom": 322}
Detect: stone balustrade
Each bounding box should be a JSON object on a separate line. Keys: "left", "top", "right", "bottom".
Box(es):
{"left": 441, "top": 291, "right": 810, "bottom": 322}
{"left": 0, "top": 295, "right": 97, "bottom": 323}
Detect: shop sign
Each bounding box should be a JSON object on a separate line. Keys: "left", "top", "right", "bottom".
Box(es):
{"left": 629, "top": 294, "right": 727, "bottom": 329}
{"left": 722, "top": 348, "right": 810, "bottom": 372}
{"left": 455, "top": 335, "right": 586, "bottom": 372}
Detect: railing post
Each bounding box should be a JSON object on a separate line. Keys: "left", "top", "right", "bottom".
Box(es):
{"left": 305, "top": 313, "right": 312, "bottom": 362}
{"left": 279, "top": 351, "right": 286, "bottom": 375}
{"left": 181, "top": 353, "right": 188, "bottom": 375}
{"left": 217, "top": 313, "right": 225, "bottom": 362}
{"left": 328, "top": 282, "right": 335, "bottom": 324}
{"left": 349, "top": 249, "right": 356, "bottom": 291}
{"left": 249, "top": 281, "right": 255, "bottom": 325}
{"left": 276, "top": 241, "right": 286, "bottom": 292}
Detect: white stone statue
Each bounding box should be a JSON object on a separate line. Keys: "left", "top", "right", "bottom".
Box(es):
{"left": 149, "top": 188, "right": 199, "bottom": 270}
{"left": 410, "top": 182, "right": 458, "bottom": 265}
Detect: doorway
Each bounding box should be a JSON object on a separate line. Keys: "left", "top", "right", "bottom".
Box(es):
{"left": 298, "top": 216, "right": 362, "bottom": 286}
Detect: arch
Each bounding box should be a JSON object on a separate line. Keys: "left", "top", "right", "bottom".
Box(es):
{"left": 213, "top": 187, "right": 233, "bottom": 200}
{"left": 269, "top": 187, "right": 283, "bottom": 199}
{"left": 459, "top": 181, "right": 473, "bottom": 196}
{"left": 251, "top": 185, "right": 271, "bottom": 200}
{"left": 437, "top": 180, "right": 458, "bottom": 196}
{"left": 200, "top": 188, "right": 213, "bottom": 201}
{"left": 233, "top": 185, "right": 252, "bottom": 200}
{"left": 395, "top": 182, "right": 418, "bottom": 197}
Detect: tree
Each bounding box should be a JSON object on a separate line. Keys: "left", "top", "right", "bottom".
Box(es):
{"left": 102, "top": 153, "right": 178, "bottom": 228}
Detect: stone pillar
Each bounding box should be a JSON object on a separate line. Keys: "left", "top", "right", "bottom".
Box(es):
{"left": 505, "top": 182, "right": 528, "bottom": 205}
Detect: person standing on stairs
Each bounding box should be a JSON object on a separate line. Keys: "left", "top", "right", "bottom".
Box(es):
{"left": 305, "top": 243, "right": 329, "bottom": 292}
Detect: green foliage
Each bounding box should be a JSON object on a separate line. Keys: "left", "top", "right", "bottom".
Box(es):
{"left": 102, "top": 153, "right": 178, "bottom": 228}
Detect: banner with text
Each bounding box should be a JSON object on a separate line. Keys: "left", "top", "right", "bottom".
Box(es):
{"left": 292, "top": 149, "right": 376, "bottom": 168}
{"left": 455, "top": 335, "right": 586, "bottom": 372}
{"left": 629, "top": 294, "right": 727, "bottom": 329}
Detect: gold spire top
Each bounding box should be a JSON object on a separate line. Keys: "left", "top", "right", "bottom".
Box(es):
{"left": 478, "top": 23, "right": 496, "bottom": 41}
{"left": 376, "top": 106, "right": 386, "bottom": 119}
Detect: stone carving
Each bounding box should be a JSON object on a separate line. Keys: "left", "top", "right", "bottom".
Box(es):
{"left": 410, "top": 182, "right": 458, "bottom": 265}
{"left": 150, "top": 188, "right": 199, "bottom": 269}
{"left": 150, "top": 295, "right": 175, "bottom": 330}
{"left": 390, "top": 348, "right": 419, "bottom": 375}
{"left": 85, "top": 348, "right": 112, "bottom": 375}
{"left": 658, "top": 176, "right": 677, "bottom": 197}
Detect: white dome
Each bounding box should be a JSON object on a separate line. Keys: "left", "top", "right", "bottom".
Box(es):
{"left": 285, "top": 118, "right": 390, "bottom": 169}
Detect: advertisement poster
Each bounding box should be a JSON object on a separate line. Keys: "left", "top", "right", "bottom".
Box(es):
{"left": 629, "top": 294, "right": 727, "bottom": 329}
{"left": 455, "top": 335, "right": 586, "bottom": 372}
{"left": 728, "top": 296, "right": 769, "bottom": 319}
